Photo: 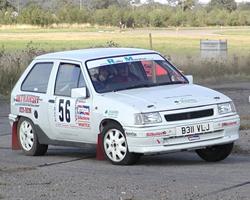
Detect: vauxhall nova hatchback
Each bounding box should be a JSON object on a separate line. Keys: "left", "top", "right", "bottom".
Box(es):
{"left": 9, "top": 48, "right": 240, "bottom": 165}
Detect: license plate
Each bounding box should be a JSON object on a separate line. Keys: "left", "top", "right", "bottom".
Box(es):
{"left": 176, "top": 123, "right": 213, "bottom": 136}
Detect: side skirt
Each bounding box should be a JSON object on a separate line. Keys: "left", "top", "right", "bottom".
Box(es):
{"left": 34, "top": 124, "right": 95, "bottom": 148}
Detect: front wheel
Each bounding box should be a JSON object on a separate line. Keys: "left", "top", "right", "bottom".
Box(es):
{"left": 17, "top": 117, "right": 48, "bottom": 156}
{"left": 196, "top": 143, "right": 234, "bottom": 162}
{"left": 102, "top": 122, "right": 140, "bottom": 165}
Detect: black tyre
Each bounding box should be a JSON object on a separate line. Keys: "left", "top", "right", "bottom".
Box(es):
{"left": 17, "top": 117, "right": 48, "bottom": 156}
{"left": 102, "top": 122, "right": 140, "bottom": 165}
{"left": 196, "top": 143, "right": 234, "bottom": 162}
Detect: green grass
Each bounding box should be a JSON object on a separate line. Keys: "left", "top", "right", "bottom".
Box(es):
{"left": 0, "top": 40, "right": 107, "bottom": 51}
{"left": 0, "top": 37, "right": 248, "bottom": 57}
{"left": 2, "top": 40, "right": 200, "bottom": 57}
{"left": 0, "top": 36, "right": 200, "bottom": 55}
{"left": 1, "top": 26, "right": 250, "bottom": 56}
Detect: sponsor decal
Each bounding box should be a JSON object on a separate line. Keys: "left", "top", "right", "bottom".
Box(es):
{"left": 106, "top": 56, "right": 151, "bottom": 65}
{"left": 14, "top": 95, "right": 41, "bottom": 107}
{"left": 174, "top": 98, "right": 197, "bottom": 104}
{"left": 222, "top": 121, "right": 237, "bottom": 127}
{"left": 187, "top": 135, "right": 200, "bottom": 141}
{"left": 146, "top": 131, "right": 167, "bottom": 137}
{"left": 55, "top": 122, "right": 90, "bottom": 129}
{"left": 75, "top": 100, "right": 90, "bottom": 128}
{"left": 19, "top": 107, "right": 32, "bottom": 113}
{"left": 146, "top": 129, "right": 175, "bottom": 137}
{"left": 107, "top": 58, "right": 124, "bottom": 64}
{"left": 78, "top": 122, "right": 90, "bottom": 128}
{"left": 156, "top": 139, "right": 161, "bottom": 144}
{"left": 126, "top": 132, "right": 137, "bottom": 137}
{"left": 87, "top": 54, "right": 164, "bottom": 69}
{"left": 104, "top": 110, "right": 119, "bottom": 118}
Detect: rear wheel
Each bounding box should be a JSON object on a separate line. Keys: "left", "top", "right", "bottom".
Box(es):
{"left": 18, "top": 117, "right": 48, "bottom": 156}
{"left": 102, "top": 122, "right": 140, "bottom": 165}
{"left": 196, "top": 143, "right": 234, "bottom": 162}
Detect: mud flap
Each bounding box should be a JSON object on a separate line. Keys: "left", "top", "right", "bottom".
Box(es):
{"left": 96, "top": 133, "right": 105, "bottom": 160}
{"left": 12, "top": 121, "right": 21, "bottom": 150}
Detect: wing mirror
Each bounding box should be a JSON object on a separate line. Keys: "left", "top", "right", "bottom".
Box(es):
{"left": 71, "top": 87, "right": 87, "bottom": 99}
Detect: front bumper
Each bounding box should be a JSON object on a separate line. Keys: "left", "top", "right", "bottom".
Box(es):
{"left": 124, "top": 115, "right": 240, "bottom": 154}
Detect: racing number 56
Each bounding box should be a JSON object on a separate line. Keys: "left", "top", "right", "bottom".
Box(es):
{"left": 59, "top": 99, "right": 71, "bottom": 123}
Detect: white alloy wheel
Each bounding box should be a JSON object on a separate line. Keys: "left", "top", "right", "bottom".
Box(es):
{"left": 19, "top": 120, "right": 34, "bottom": 151}
{"left": 104, "top": 128, "right": 127, "bottom": 162}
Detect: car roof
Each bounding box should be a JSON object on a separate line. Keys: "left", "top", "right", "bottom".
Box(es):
{"left": 35, "top": 48, "right": 157, "bottom": 62}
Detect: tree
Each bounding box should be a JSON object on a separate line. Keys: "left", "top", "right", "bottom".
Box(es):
{"left": 0, "top": 0, "right": 14, "bottom": 10}
{"left": 208, "top": 0, "right": 237, "bottom": 12}
{"left": 146, "top": 0, "right": 155, "bottom": 3}
{"left": 133, "top": 6, "right": 150, "bottom": 27}
{"left": 56, "top": 4, "right": 89, "bottom": 23}
{"left": 182, "top": 0, "right": 197, "bottom": 11}
{"left": 149, "top": 8, "right": 170, "bottom": 27}
{"left": 85, "top": 0, "right": 119, "bottom": 9}
{"left": 117, "top": 0, "right": 131, "bottom": 7}
{"left": 166, "top": 0, "right": 197, "bottom": 10}
{"left": 227, "top": 11, "right": 240, "bottom": 25}
{"left": 18, "top": 4, "right": 54, "bottom": 26}
{"left": 168, "top": 7, "right": 187, "bottom": 26}
{"left": 206, "top": 9, "right": 229, "bottom": 26}
{"left": 186, "top": 9, "right": 207, "bottom": 26}
{"left": 238, "top": 2, "right": 250, "bottom": 11}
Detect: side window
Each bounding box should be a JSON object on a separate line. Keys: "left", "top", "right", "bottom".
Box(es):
{"left": 21, "top": 62, "right": 53, "bottom": 93}
{"left": 54, "top": 63, "right": 86, "bottom": 97}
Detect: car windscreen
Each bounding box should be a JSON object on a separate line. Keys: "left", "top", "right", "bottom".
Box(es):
{"left": 86, "top": 53, "right": 188, "bottom": 93}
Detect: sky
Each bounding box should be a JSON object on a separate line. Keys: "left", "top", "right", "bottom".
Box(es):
{"left": 141, "top": 0, "right": 250, "bottom": 4}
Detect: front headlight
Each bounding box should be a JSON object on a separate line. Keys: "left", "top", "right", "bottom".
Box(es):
{"left": 135, "top": 112, "right": 162, "bottom": 125}
{"left": 217, "top": 102, "right": 236, "bottom": 115}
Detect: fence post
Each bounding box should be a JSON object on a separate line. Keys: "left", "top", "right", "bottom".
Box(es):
{"left": 149, "top": 33, "right": 153, "bottom": 50}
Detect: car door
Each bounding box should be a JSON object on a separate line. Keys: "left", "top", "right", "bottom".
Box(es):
{"left": 48, "top": 61, "right": 94, "bottom": 143}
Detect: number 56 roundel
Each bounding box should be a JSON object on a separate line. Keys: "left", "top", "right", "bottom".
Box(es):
{"left": 54, "top": 98, "right": 90, "bottom": 129}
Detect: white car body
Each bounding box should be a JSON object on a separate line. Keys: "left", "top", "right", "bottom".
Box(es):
{"left": 9, "top": 48, "right": 240, "bottom": 163}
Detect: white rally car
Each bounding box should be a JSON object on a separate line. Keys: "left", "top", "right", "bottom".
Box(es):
{"left": 9, "top": 48, "right": 240, "bottom": 165}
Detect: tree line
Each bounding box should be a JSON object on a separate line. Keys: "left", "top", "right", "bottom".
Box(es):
{"left": 0, "top": 0, "right": 250, "bottom": 27}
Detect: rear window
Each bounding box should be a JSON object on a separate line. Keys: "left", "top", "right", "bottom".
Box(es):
{"left": 21, "top": 62, "right": 53, "bottom": 93}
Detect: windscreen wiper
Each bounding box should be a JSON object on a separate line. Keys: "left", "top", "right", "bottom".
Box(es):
{"left": 154, "top": 81, "right": 186, "bottom": 86}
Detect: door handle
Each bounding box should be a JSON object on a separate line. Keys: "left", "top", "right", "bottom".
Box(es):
{"left": 48, "top": 99, "right": 55, "bottom": 103}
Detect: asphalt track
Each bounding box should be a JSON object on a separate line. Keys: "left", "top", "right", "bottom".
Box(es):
{"left": 1, "top": 84, "right": 250, "bottom": 199}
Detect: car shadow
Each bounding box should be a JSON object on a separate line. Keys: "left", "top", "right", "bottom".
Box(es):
{"left": 26, "top": 146, "right": 247, "bottom": 166}
{"left": 136, "top": 151, "right": 240, "bottom": 166}
{"left": 136, "top": 151, "right": 203, "bottom": 166}
{"left": 44, "top": 145, "right": 96, "bottom": 158}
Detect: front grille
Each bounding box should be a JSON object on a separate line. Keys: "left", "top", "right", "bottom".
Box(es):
{"left": 165, "top": 109, "right": 214, "bottom": 122}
